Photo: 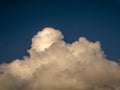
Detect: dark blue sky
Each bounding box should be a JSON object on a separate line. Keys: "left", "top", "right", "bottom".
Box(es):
{"left": 0, "top": 0, "right": 120, "bottom": 63}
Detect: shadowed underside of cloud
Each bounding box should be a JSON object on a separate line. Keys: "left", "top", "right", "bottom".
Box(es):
{"left": 0, "top": 27, "right": 120, "bottom": 90}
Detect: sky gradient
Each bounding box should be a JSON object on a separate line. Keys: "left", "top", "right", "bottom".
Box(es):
{"left": 0, "top": 0, "right": 120, "bottom": 62}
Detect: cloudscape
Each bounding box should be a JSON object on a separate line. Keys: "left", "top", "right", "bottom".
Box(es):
{"left": 0, "top": 27, "right": 120, "bottom": 90}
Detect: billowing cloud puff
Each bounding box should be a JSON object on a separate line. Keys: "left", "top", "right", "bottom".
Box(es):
{"left": 31, "top": 27, "right": 63, "bottom": 52}
{"left": 0, "top": 27, "right": 120, "bottom": 90}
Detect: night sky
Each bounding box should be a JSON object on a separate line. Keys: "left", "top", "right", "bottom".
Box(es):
{"left": 0, "top": 0, "right": 120, "bottom": 63}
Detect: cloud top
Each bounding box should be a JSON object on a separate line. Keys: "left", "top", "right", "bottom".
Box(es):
{"left": 31, "top": 27, "right": 63, "bottom": 52}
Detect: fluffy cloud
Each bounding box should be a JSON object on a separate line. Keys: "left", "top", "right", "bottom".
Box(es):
{"left": 0, "top": 27, "right": 120, "bottom": 90}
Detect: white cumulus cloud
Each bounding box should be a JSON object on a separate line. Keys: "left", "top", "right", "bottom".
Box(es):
{"left": 0, "top": 27, "right": 120, "bottom": 90}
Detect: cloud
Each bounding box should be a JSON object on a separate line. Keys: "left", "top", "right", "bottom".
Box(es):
{"left": 0, "top": 27, "right": 120, "bottom": 90}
